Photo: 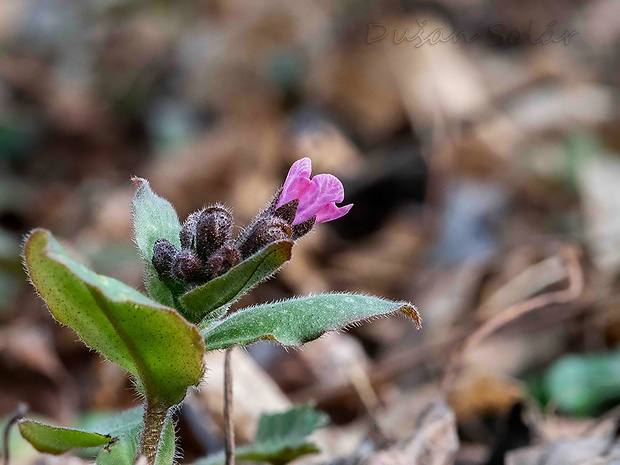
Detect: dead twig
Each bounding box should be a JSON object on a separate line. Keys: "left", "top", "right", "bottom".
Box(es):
{"left": 347, "top": 361, "right": 391, "bottom": 446}
{"left": 224, "top": 347, "right": 235, "bottom": 465}
{"left": 440, "top": 245, "right": 584, "bottom": 396}
{"left": 290, "top": 329, "right": 465, "bottom": 405}
{"left": 3, "top": 403, "right": 28, "bottom": 465}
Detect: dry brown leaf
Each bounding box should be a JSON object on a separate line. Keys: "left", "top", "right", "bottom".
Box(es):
{"left": 382, "top": 14, "right": 489, "bottom": 129}
{"left": 364, "top": 400, "right": 458, "bottom": 465}
{"left": 506, "top": 436, "right": 612, "bottom": 465}
{"left": 307, "top": 42, "right": 407, "bottom": 143}
{"left": 448, "top": 374, "right": 525, "bottom": 423}
{"left": 478, "top": 255, "right": 568, "bottom": 320}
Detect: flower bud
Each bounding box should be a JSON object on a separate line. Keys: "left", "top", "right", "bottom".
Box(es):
{"left": 180, "top": 210, "right": 202, "bottom": 249}
{"left": 207, "top": 244, "right": 241, "bottom": 278}
{"left": 195, "top": 205, "right": 233, "bottom": 260}
{"left": 238, "top": 216, "right": 292, "bottom": 258}
{"left": 172, "top": 249, "right": 206, "bottom": 283}
{"left": 152, "top": 239, "right": 179, "bottom": 278}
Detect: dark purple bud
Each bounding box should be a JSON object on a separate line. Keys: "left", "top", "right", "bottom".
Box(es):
{"left": 238, "top": 216, "right": 292, "bottom": 258}
{"left": 207, "top": 244, "right": 241, "bottom": 278}
{"left": 152, "top": 239, "right": 179, "bottom": 278}
{"left": 180, "top": 210, "right": 203, "bottom": 249}
{"left": 291, "top": 215, "right": 316, "bottom": 240}
{"left": 274, "top": 199, "right": 299, "bottom": 225}
{"left": 172, "top": 249, "right": 206, "bottom": 283}
{"left": 195, "top": 205, "right": 234, "bottom": 260}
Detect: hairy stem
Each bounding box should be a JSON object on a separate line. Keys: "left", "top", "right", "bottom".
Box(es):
{"left": 140, "top": 399, "right": 168, "bottom": 465}
{"left": 224, "top": 348, "right": 235, "bottom": 465}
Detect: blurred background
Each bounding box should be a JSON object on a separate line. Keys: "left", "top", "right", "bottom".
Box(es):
{"left": 1, "top": 0, "right": 619, "bottom": 463}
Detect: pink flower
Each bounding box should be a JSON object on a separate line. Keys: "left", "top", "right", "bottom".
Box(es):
{"left": 277, "top": 158, "right": 353, "bottom": 225}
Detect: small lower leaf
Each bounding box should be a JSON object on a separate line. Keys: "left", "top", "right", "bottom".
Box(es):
{"left": 96, "top": 407, "right": 175, "bottom": 465}
{"left": 530, "top": 348, "right": 620, "bottom": 416}
{"left": 254, "top": 403, "right": 328, "bottom": 444}
{"left": 194, "top": 443, "right": 319, "bottom": 465}
{"left": 201, "top": 293, "right": 421, "bottom": 351}
{"left": 18, "top": 419, "right": 114, "bottom": 455}
{"left": 97, "top": 431, "right": 138, "bottom": 465}
{"left": 193, "top": 404, "right": 328, "bottom": 465}
{"left": 179, "top": 240, "right": 293, "bottom": 324}
{"left": 94, "top": 407, "right": 143, "bottom": 465}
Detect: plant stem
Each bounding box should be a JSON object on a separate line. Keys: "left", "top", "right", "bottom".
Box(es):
{"left": 140, "top": 399, "right": 168, "bottom": 465}
{"left": 3, "top": 403, "right": 28, "bottom": 465}
{"left": 224, "top": 348, "right": 235, "bottom": 465}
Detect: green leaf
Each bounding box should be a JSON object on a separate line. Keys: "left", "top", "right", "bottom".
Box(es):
{"left": 154, "top": 417, "right": 176, "bottom": 465}
{"left": 97, "top": 430, "right": 138, "bottom": 465}
{"left": 253, "top": 403, "right": 328, "bottom": 445}
{"left": 531, "top": 348, "right": 620, "bottom": 416}
{"left": 131, "top": 177, "right": 181, "bottom": 261}
{"left": 93, "top": 407, "right": 143, "bottom": 465}
{"left": 24, "top": 229, "right": 204, "bottom": 406}
{"left": 196, "top": 443, "right": 319, "bottom": 465}
{"left": 0, "top": 414, "right": 38, "bottom": 462}
{"left": 179, "top": 240, "right": 293, "bottom": 324}
{"left": 96, "top": 407, "right": 175, "bottom": 465}
{"left": 131, "top": 177, "right": 182, "bottom": 306}
{"left": 18, "top": 419, "right": 114, "bottom": 455}
{"left": 201, "top": 293, "right": 421, "bottom": 351}
{"left": 144, "top": 263, "right": 184, "bottom": 309}
{"left": 194, "top": 404, "right": 328, "bottom": 465}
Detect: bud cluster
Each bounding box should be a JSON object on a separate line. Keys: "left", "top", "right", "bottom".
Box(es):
{"left": 152, "top": 190, "right": 318, "bottom": 291}
{"left": 152, "top": 204, "right": 240, "bottom": 288}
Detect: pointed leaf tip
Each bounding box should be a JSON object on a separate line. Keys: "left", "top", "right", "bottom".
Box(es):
{"left": 132, "top": 178, "right": 181, "bottom": 262}
{"left": 131, "top": 176, "right": 146, "bottom": 187}
{"left": 18, "top": 419, "right": 114, "bottom": 455}
{"left": 131, "top": 177, "right": 182, "bottom": 306}
{"left": 399, "top": 304, "right": 422, "bottom": 329}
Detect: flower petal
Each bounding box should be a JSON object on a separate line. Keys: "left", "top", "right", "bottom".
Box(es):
{"left": 312, "top": 174, "right": 345, "bottom": 204}
{"left": 294, "top": 174, "right": 345, "bottom": 224}
{"left": 277, "top": 158, "right": 312, "bottom": 207}
{"left": 315, "top": 202, "right": 353, "bottom": 223}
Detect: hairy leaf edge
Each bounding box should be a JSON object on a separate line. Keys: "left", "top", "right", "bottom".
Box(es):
{"left": 18, "top": 419, "right": 116, "bottom": 455}
{"left": 179, "top": 239, "right": 294, "bottom": 324}
{"left": 201, "top": 293, "right": 421, "bottom": 350}
{"left": 23, "top": 229, "right": 206, "bottom": 403}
